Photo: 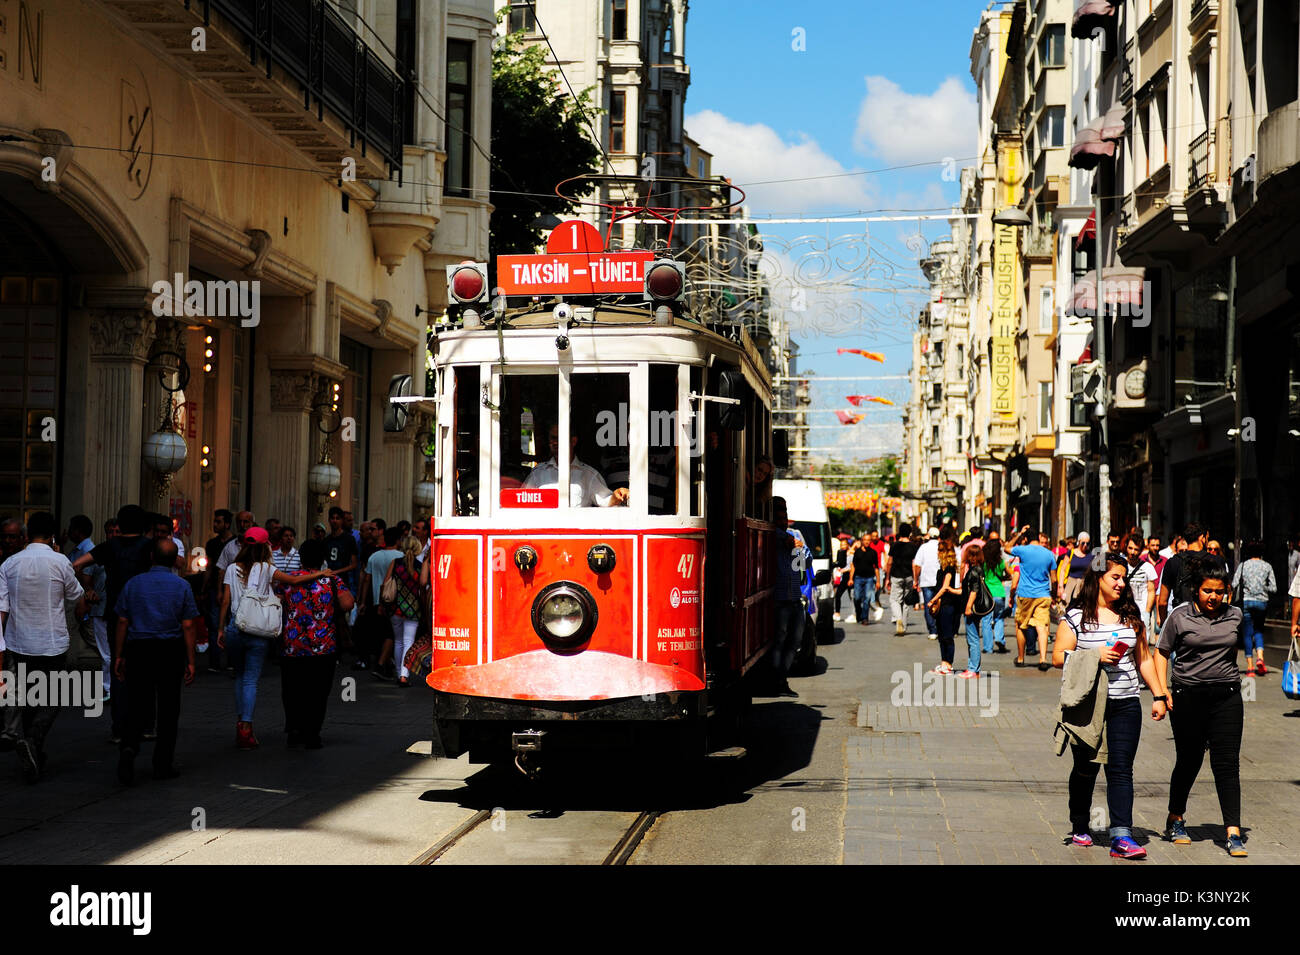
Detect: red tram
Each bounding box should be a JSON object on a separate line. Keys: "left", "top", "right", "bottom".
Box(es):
{"left": 425, "top": 214, "right": 790, "bottom": 771}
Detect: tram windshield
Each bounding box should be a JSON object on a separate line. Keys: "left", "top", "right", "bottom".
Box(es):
{"left": 443, "top": 362, "right": 704, "bottom": 518}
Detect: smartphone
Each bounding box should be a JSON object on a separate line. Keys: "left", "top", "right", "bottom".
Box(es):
{"left": 1111, "top": 641, "right": 1130, "bottom": 656}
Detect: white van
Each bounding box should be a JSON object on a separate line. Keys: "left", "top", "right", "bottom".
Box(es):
{"left": 773, "top": 479, "right": 835, "bottom": 642}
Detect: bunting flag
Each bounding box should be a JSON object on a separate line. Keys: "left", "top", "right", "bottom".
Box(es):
{"left": 846, "top": 395, "right": 896, "bottom": 407}
{"left": 836, "top": 348, "right": 885, "bottom": 362}
{"left": 835, "top": 410, "right": 865, "bottom": 425}
{"left": 822, "top": 490, "right": 905, "bottom": 513}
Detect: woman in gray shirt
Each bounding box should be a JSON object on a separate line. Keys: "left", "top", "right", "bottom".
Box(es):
{"left": 1157, "top": 564, "right": 1247, "bottom": 857}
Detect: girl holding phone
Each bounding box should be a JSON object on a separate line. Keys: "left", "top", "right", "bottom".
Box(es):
{"left": 1052, "top": 552, "right": 1168, "bottom": 859}
{"left": 1158, "top": 566, "right": 1248, "bottom": 857}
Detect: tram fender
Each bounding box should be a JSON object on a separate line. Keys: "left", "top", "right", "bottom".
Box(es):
{"left": 426, "top": 649, "right": 705, "bottom": 701}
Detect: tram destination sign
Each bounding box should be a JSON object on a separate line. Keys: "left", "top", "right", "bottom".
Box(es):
{"left": 496, "top": 251, "right": 654, "bottom": 296}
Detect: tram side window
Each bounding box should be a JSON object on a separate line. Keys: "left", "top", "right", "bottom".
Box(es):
{"left": 499, "top": 373, "right": 558, "bottom": 494}
{"left": 690, "top": 365, "right": 703, "bottom": 517}
{"left": 454, "top": 366, "right": 481, "bottom": 515}
{"left": 648, "top": 364, "right": 679, "bottom": 516}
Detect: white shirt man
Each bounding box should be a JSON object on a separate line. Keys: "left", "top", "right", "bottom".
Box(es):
{"left": 523, "top": 424, "right": 629, "bottom": 508}
{"left": 0, "top": 541, "right": 84, "bottom": 657}
{"left": 913, "top": 536, "right": 941, "bottom": 589}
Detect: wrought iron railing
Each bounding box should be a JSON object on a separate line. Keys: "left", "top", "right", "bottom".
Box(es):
{"left": 194, "top": 0, "right": 406, "bottom": 174}
{"left": 1189, "top": 129, "right": 1212, "bottom": 189}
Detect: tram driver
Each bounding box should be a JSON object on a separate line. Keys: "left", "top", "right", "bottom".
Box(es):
{"left": 524, "top": 423, "right": 630, "bottom": 507}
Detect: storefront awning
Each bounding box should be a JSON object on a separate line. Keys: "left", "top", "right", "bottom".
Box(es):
{"left": 1069, "top": 116, "right": 1116, "bottom": 170}
{"left": 1064, "top": 268, "right": 1146, "bottom": 317}
{"left": 1071, "top": 0, "right": 1116, "bottom": 38}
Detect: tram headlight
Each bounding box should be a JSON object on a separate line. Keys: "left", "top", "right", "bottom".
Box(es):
{"left": 531, "top": 582, "right": 598, "bottom": 647}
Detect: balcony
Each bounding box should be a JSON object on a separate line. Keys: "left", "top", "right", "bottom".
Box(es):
{"left": 99, "top": 0, "right": 406, "bottom": 177}
{"left": 1257, "top": 101, "right": 1300, "bottom": 186}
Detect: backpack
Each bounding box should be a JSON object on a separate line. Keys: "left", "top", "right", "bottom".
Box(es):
{"left": 967, "top": 569, "right": 995, "bottom": 617}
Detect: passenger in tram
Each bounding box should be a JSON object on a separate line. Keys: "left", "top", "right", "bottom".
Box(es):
{"left": 523, "top": 423, "right": 630, "bottom": 507}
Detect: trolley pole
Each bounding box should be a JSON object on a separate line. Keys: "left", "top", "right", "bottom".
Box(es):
{"left": 1094, "top": 185, "right": 1111, "bottom": 564}
{"left": 1228, "top": 256, "right": 1241, "bottom": 568}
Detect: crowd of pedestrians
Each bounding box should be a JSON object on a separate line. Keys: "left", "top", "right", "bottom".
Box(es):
{"left": 830, "top": 516, "right": 1300, "bottom": 860}
{"left": 0, "top": 503, "right": 437, "bottom": 786}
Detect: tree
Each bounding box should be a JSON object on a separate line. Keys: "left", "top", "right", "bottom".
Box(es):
{"left": 490, "top": 32, "right": 601, "bottom": 267}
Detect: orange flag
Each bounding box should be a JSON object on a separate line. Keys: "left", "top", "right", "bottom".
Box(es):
{"left": 837, "top": 348, "right": 885, "bottom": 362}
{"left": 835, "top": 410, "right": 865, "bottom": 425}
{"left": 846, "top": 395, "right": 896, "bottom": 407}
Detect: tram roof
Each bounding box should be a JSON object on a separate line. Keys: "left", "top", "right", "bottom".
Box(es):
{"left": 430, "top": 307, "right": 773, "bottom": 396}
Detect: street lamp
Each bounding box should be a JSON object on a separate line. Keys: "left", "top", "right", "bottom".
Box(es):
{"left": 993, "top": 207, "right": 1032, "bottom": 228}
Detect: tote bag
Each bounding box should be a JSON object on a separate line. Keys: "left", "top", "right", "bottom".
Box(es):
{"left": 1283, "top": 636, "right": 1300, "bottom": 701}
{"left": 234, "top": 562, "right": 283, "bottom": 638}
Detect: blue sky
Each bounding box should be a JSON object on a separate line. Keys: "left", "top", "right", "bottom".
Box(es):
{"left": 682, "top": 0, "right": 990, "bottom": 459}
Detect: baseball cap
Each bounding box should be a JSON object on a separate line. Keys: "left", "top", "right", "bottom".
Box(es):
{"left": 928, "top": 527, "right": 940, "bottom": 538}
{"left": 244, "top": 526, "right": 270, "bottom": 545}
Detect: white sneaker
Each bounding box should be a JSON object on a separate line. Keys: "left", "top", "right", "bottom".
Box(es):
{"left": 928, "top": 633, "right": 937, "bottom": 640}
{"left": 844, "top": 615, "right": 857, "bottom": 624}
{"left": 833, "top": 613, "right": 842, "bottom": 622}
{"left": 872, "top": 606, "right": 884, "bottom": 622}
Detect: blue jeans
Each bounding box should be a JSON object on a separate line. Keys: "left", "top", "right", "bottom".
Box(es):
{"left": 853, "top": 577, "right": 876, "bottom": 620}
{"left": 979, "top": 597, "right": 1006, "bottom": 651}
{"left": 1241, "top": 600, "right": 1267, "bottom": 655}
{"left": 1068, "top": 696, "right": 1141, "bottom": 839}
{"left": 965, "top": 616, "right": 982, "bottom": 672}
{"left": 920, "top": 586, "right": 939, "bottom": 635}
{"left": 225, "top": 624, "right": 270, "bottom": 722}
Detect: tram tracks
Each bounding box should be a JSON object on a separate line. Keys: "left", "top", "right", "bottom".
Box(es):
{"left": 411, "top": 808, "right": 663, "bottom": 866}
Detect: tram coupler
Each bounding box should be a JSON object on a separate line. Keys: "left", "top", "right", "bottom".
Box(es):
{"left": 511, "top": 729, "right": 547, "bottom": 753}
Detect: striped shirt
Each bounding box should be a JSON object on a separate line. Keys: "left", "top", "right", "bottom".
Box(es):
{"left": 1063, "top": 608, "right": 1142, "bottom": 699}
{"left": 271, "top": 547, "right": 301, "bottom": 574}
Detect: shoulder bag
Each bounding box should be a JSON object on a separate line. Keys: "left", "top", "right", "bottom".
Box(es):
{"left": 1283, "top": 636, "right": 1300, "bottom": 701}
{"left": 381, "top": 563, "right": 398, "bottom": 604}
{"left": 234, "top": 563, "right": 283, "bottom": 638}
{"left": 969, "top": 571, "right": 995, "bottom": 617}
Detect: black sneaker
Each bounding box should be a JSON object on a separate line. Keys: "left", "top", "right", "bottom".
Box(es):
{"left": 287, "top": 731, "right": 303, "bottom": 748}
{"left": 775, "top": 682, "right": 799, "bottom": 698}
{"left": 304, "top": 735, "right": 324, "bottom": 750}
{"left": 372, "top": 664, "right": 394, "bottom": 682}
{"left": 16, "top": 740, "right": 40, "bottom": 783}
{"left": 152, "top": 766, "right": 181, "bottom": 780}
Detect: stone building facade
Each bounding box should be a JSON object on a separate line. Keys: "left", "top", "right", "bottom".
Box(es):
{"left": 1, "top": 0, "right": 493, "bottom": 551}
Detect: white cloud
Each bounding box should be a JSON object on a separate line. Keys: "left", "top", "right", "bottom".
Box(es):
{"left": 853, "top": 76, "right": 976, "bottom": 165}
{"left": 685, "top": 109, "right": 877, "bottom": 215}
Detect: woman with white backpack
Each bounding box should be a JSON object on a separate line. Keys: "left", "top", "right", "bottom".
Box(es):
{"left": 219, "top": 526, "right": 332, "bottom": 749}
